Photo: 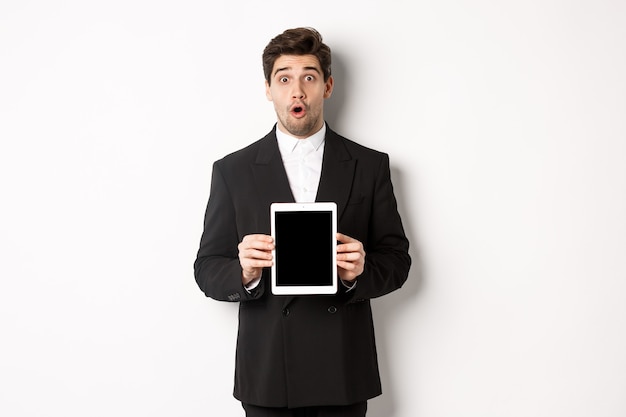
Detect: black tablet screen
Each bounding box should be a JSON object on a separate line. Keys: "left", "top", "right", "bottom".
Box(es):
{"left": 274, "top": 211, "right": 333, "bottom": 286}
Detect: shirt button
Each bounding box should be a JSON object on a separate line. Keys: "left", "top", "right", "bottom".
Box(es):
{"left": 327, "top": 306, "right": 337, "bottom": 314}
{"left": 282, "top": 308, "right": 290, "bottom": 317}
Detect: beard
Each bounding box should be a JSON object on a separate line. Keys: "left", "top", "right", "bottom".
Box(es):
{"left": 276, "top": 106, "right": 322, "bottom": 138}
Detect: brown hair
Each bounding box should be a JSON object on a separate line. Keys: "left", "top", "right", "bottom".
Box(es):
{"left": 262, "top": 27, "right": 332, "bottom": 85}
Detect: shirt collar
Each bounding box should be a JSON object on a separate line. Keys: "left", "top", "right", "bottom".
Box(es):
{"left": 276, "top": 123, "right": 326, "bottom": 154}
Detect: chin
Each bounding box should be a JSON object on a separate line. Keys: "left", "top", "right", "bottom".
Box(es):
{"left": 287, "top": 122, "right": 318, "bottom": 138}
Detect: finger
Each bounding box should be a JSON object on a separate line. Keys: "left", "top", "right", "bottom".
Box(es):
{"left": 239, "top": 247, "right": 272, "bottom": 261}
{"left": 240, "top": 247, "right": 274, "bottom": 261}
{"left": 240, "top": 236, "right": 274, "bottom": 251}
{"left": 336, "top": 233, "right": 364, "bottom": 252}
{"left": 336, "top": 232, "right": 357, "bottom": 244}
{"left": 243, "top": 234, "right": 273, "bottom": 242}
{"left": 336, "top": 251, "right": 362, "bottom": 262}
{"left": 337, "top": 260, "right": 363, "bottom": 279}
{"left": 337, "top": 243, "right": 363, "bottom": 253}
{"left": 337, "top": 260, "right": 357, "bottom": 270}
{"left": 242, "top": 258, "right": 273, "bottom": 269}
{"left": 240, "top": 254, "right": 273, "bottom": 271}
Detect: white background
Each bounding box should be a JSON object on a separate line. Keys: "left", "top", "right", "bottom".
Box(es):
{"left": 1, "top": 1, "right": 625, "bottom": 416}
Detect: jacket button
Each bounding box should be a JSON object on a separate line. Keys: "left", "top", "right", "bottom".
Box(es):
{"left": 282, "top": 308, "right": 290, "bottom": 317}
{"left": 327, "top": 306, "right": 337, "bottom": 314}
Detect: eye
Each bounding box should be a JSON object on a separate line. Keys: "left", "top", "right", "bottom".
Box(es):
{"left": 305, "top": 75, "right": 315, "bottom": 81}
{"left": 279, "top": 76, "right": 289, "bottom": 83}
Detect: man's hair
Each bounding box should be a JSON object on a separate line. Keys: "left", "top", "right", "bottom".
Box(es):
{"left": 262, "top": 27, "right": 332, "bottom": 85}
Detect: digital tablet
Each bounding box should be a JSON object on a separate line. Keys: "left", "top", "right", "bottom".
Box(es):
{"left": 270, "top": 202, "right": 337, "bottom": 295}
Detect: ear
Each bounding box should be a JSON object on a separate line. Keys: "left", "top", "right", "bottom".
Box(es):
{"left": 323, "top": 75, "right": 334, "bottom": 99}
{"left": 265, "top": 80, "right": 273, "bottom": 101}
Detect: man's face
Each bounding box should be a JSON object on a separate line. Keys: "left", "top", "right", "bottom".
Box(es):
{"left": 265, "top": 54, "right": 334, "bottom": 139}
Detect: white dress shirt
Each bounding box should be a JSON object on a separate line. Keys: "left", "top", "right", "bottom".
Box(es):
{"left": 276, "top": 124, "right": 326, "bottom": 203}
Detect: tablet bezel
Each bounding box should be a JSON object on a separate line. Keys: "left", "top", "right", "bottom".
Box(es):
{"left": 270, "top": 202, "right": 337, "bottom": 295}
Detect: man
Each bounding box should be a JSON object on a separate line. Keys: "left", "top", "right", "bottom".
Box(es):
{"left": 194, "top": 27, "right": 411, "bottom": 417}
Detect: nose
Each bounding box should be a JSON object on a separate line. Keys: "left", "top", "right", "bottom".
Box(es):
{"left": 291, "top": 80, "right": 305, "bottom": 99}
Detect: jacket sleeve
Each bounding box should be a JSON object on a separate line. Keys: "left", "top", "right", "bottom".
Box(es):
{"left": 194, "top": 161, "right": 265, "bottom": 302}
{"left": 348, "top": 154, "right": 411, "bottom": 302}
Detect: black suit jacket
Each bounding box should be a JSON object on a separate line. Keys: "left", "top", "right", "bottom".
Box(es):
{"left": 194, "top": 125, "right": 411, "bottom": 408}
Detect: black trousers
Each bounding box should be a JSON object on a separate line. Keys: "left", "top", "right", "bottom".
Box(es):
{"left": 242, "top": 401, "right": 367, "bottom": 417}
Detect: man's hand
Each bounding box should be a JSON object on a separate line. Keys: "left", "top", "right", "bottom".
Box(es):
{"left": 238, "top": 234, "right": 274, "bottom": 286}
{"left": 336, "top": 233, "right": 365, "bottom": 282}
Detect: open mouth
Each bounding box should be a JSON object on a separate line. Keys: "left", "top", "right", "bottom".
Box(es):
{"left": 290, "top": 103, "right": 306, "bottom": 117}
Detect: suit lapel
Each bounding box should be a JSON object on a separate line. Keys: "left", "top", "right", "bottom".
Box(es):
{"left": 250, "top": 126, "right": 356, "bottom": 218}
{"left": 250, "top": 129, "right": 295, "bottom": 207}
{"left": 315, "top": 128, "right": 356, "bottom": 222}
{"left": 249, "top": 129, "right": 295, "bottom": 308}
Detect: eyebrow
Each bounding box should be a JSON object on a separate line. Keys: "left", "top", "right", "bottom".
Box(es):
{"left": 273, "top": 66, "right": 322, "bottom": 77}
